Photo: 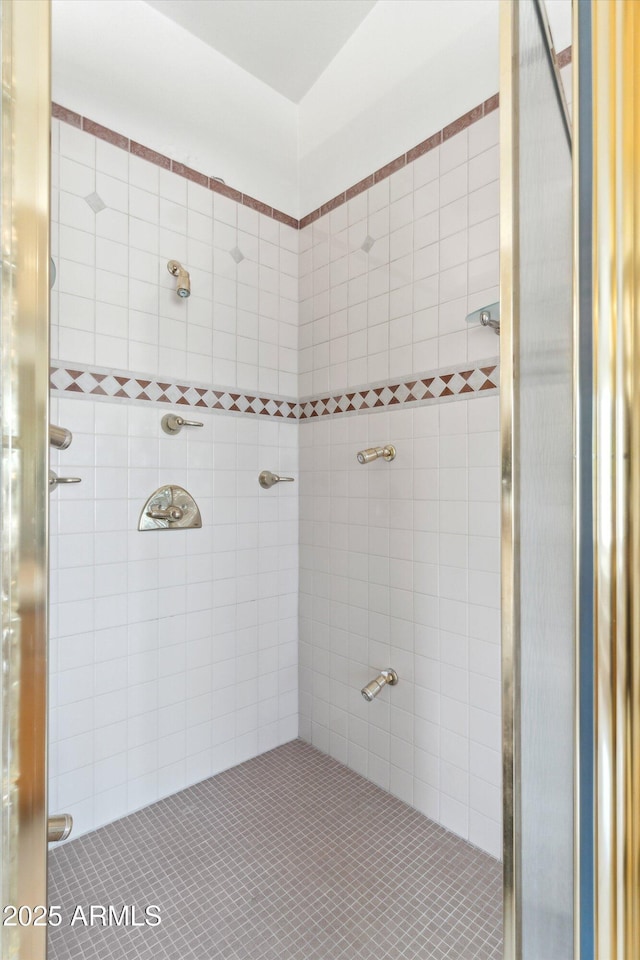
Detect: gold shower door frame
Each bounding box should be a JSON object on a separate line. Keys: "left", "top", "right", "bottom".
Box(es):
{"left": 500, "top": 0, "right": 576, "bottom": 957}
{"left": 0, "top": 1, "right": 51, "bottom": 959}
{"left": 502, "top": 0, "right": 640, "bottom": 958}
{"left": 3, "top": 2, "right": 639, "bottom": 960}
{"left": 591, "top": 2, "right": 640, "bottom": 957}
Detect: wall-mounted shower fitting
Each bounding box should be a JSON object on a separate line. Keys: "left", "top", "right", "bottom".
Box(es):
{"left": 465, "top": 300, "right": 500, "bottom": 335}
{"left": 258, "top": 470, "right": 295, "bottom": 489}
{"left": 138, "top": 484, "right": 202, "bottom": 530}
{"left": 361, "top": 669, "right": 398, "bottom": 701}
{"left": 49, "top": 470, "right": 81, "bottom": 491}
{"left": 357, "top": 444, "right": 396, "bottom": 464}
{"left": 48, "top": 813, "right": 73, "bottom": 843}
{"left": 50, "top": 423, "right": 73, "bottom": 450}
{"left": 161, "top": 413, "right": 203, "bottom": 435}
{"left": 167, "top": 259, "right": 191, "bottom": 298}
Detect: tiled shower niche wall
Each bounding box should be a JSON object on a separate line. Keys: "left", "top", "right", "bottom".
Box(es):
{"left": 298, "top": 114, "right": 502, "bottom": 858}
{"left": 48, "top": 117, "right": 300, "bottom": 837}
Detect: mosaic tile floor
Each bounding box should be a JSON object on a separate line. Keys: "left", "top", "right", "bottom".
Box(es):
{"left": 48, "top": 740, "right": 503, "bottom": 960}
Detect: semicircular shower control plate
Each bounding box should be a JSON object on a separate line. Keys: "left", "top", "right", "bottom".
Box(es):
{"left": 138, "top": 484, "right": 202, "bottom": 531}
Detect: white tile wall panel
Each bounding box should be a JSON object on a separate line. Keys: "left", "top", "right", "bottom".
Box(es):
{"left": 297, "top": 118, "right": 501, "bottom": 858}
{"left": 51, "top": 105, "right": 502, "bottom": 858}
{"left": 49, "top": 118, "right": 300, "bottom": 837}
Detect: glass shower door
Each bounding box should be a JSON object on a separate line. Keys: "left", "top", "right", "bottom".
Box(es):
{"left": 500, "top": 0, "right": 575, "bottom": 957}
{"left": 0, "top": 1, "right": 51, "bottom": 958}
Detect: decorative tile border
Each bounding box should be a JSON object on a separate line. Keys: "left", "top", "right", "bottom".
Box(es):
{"left": 298, "top": 47, "right": 570, "bottom": 228}
{"left": 298, "top": 97, "right": 497, "bottom": 230}
{"left": 52, "top": 46, "right": 570, "bottom": 232}
{"left": 50, "top": 364, "right": 300, "bottom": 419}
{"left": 52, "top": 95, "right": 497, "bottom": 231}
{"left": 51, "top": 359, "right": 499, "bottom": 421}
{"left": 557, "top": 44, "right": 572, "bottom": 69}
{"left": 298, "top": 360, "right": 499, "bottom": 420}
{"left": 52, "top": 104, "right": 298, "bottom": 230}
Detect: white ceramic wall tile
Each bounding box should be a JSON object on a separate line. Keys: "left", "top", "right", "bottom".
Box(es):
{"left": 51, "top": 127, "right": 299, "bottom": 396}
{"left": 299, "top": 400, "right": 501, "bottom": 857}
{"left": 51, "top": 133, "right": 301, "bottom": 839}
{"left": 297, "top": 119, "right": 500, "bottom": 398}
{"left": 49, "top": 397, "right": 299, "bottom": 837}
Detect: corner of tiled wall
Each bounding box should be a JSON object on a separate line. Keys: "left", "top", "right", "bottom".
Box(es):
{"left": 50, "top": 94, "right": 503, "bottom": 858}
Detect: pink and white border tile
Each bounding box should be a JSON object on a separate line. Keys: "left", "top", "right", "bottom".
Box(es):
{"left": 52, "top": 45, "right": 571, "bottom": 231}
{"left": 51, "top": 359, "right": 499, "bottom": 421}
{"left": 298, "top": 360, "right": 499, "bottom": 420}
{"left": 50, "top": 364, "right": 300, "bottom": 419}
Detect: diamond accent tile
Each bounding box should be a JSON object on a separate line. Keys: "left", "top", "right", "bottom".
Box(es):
{"left": 84, "top": 191, "right": 106, "bottom": 213}
{"left": 50, "top": 360, "right": 499, "bottom": 422}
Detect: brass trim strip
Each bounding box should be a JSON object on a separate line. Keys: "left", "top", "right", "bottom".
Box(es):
{"left": 1, "top": 1, "right": 51, "bottom": 957}
{"left": 592, "top": 2, "right": 640, "bottom": 955}
{"left": 499, "top": 1, "right": 520, "bottom": 955}
{"left": 571, "top": 2, "right": 582, "bottom": 956}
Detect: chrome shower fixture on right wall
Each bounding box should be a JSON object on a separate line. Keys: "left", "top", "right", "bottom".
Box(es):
{"left": 357, "top": 444, "right": 396, "bottom": 464}
{"left": 167, "top": 259, "right": 191, "bottom": 298}
{"left": 465, "top": 300, "right": 500, "bottom": 334}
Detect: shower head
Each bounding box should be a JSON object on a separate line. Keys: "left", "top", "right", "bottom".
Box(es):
{"left": 167, "top": 259, "right": 191, "bottom": 298}
{"left": 357, "top": 444, "right": 396, "bottom": 464}
{"left": 361, "top": 669, "right": 399, "bottom": 701}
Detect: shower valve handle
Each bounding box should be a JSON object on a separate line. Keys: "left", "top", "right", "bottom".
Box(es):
{"left": 259, "top": 470, "right": 295, "bottom": 489}
{"left": 161, "top": 414, "right": 204, "bottom": 435}
{"left": 146, "top": 505, "right": 184, "bottom": 522}
{"left": 49, "top": 471, "right": 81, "bottom": 491}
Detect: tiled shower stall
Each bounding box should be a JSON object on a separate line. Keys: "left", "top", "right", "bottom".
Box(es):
{"left": 47, "top": 52, "right": 572, "bottom": 876}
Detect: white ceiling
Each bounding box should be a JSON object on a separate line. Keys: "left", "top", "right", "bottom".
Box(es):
{"left": 143, "top": 0, "right": 377, "bottom": 103}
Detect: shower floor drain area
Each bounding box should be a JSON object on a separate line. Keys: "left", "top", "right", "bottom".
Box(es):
{"left": 48, "top": 740, "right": 502, "bottom": 960}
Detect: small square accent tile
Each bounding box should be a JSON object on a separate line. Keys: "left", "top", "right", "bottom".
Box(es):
{"left": 48, "top": 741, "right": 502, "bottom": 960}
{"left": 230, "top": 246, "right": 245, "bottom": 263}
{"left": 84, "top": 191, "right": 106, "bottom": 213}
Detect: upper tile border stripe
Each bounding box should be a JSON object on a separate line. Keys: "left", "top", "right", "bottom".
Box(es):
{"left": 52, "top": 46, "right": 570, "bottom": 229}
{"left": 52, "top": 104, "right": 299, "bottom": 230}
{"left": 50, "top": 359, "right": 499, "bottom": 421}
